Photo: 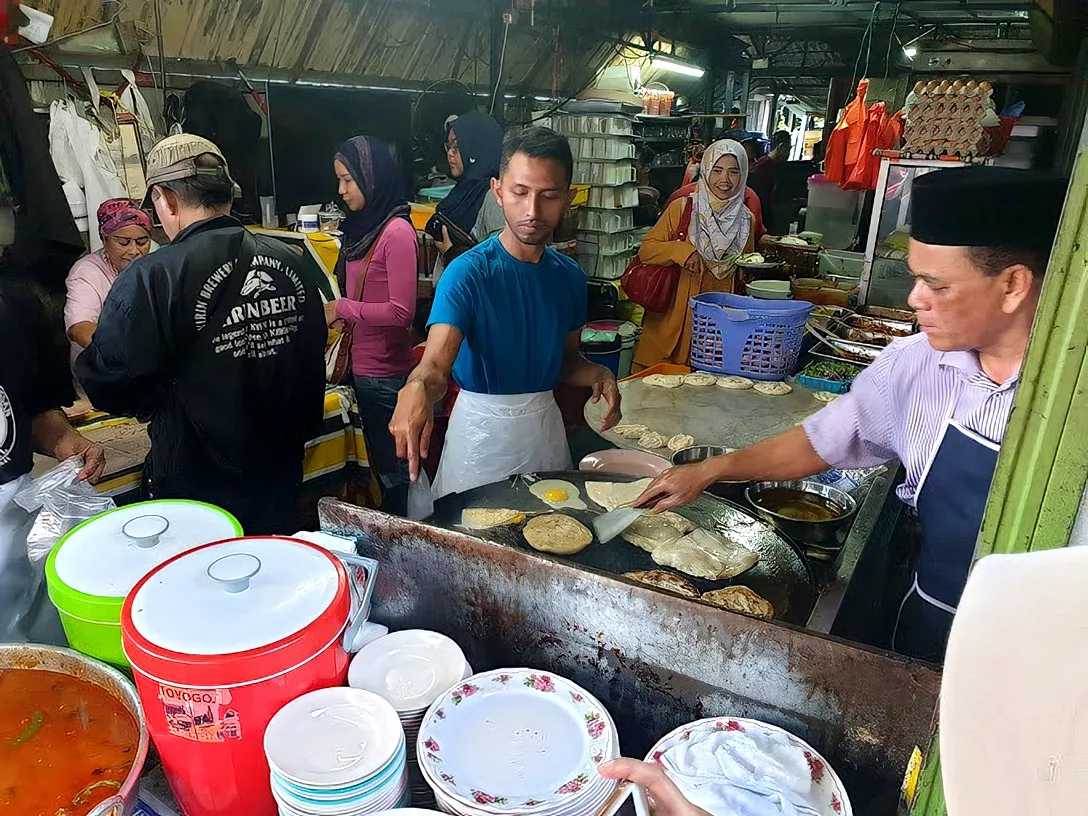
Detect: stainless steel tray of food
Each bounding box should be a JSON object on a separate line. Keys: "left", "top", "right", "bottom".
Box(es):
{"left": 426, "top": 471, "right": 817, "bottom": 625}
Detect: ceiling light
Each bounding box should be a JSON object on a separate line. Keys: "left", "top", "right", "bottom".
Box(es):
{"left": 903, "top": 45, "right": 918, "bottom": 58}
{"left": 651, "top": 57, "right": 705, "bottom": 78}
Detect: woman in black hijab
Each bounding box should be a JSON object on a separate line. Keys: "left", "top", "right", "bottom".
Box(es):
{"left": 325, "top": 136, "right": 418, "bottom": 516}
{"left": 430, "top": 112, "right": 505, "bottom": 275}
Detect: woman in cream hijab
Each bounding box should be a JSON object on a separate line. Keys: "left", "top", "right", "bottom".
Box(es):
{"left": 633, "top": 139, "right": 754, "bottom": 370}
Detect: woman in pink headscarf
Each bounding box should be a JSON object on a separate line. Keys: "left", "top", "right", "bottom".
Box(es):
{"left": 65, "top": 199, "right": 153, "bottom": 390}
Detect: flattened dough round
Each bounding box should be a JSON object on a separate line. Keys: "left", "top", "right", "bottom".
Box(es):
{"left": 624, "top": 570, "right": 700, "bottom": 598}
{"left": 700, "top": 586, "right": 775, "bottom": 620}
{"left": 717, "top": 375, "right": 754, "bottom": 390}
{"left": 753, "top": 381, "right": 793, "bottom": 396}
{"left": 638, "top": 431, "right": 669, "bottom": 450}
{"left": 667, "top": 434, "right": 695, "bottom": 453}
{"left": 613, "top": 423, "right": 650, "bottom": 439}
{"left": 461, "top": 508, "right": 527, "bottom": 530}
{"left": 643, "top": 374, "right": 684, "bottom": 389}
{"left": 523, "top": 513, "right": 593, "bottom": 555}
{"left": 813, "top": 391, "right": 839, "bottom": 404}
{"left": 683, "top": 372, "right": 717, "bottom": 387}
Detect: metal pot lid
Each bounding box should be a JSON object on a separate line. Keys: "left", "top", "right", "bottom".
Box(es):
{"left": 129, "top": 537, "right": 342, "bottom": 657}
{"left": 49, "top": 500, "right": 242, "bottom": 601}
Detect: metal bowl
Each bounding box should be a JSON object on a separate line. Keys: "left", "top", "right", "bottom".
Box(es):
{"left": 671, "top": 445, "right": 749, "bottom": 504}
{"left": 0, "top": 643, "right": 149, "bottom": 816}
{"left": 745, "top": 480, "right": 858, "bottom": 546}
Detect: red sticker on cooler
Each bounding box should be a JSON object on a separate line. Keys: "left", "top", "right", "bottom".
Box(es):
{"left": 158, "top": 684, "right": 243, "bottom": 743}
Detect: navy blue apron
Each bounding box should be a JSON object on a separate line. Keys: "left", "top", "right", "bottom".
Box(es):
{"left": 893, "top": 419, "right": 1000, "bottom": 663}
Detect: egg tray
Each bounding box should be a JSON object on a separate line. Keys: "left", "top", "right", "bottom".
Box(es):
{"left": 428, "top": 470, "right": 817, "bottom": 625}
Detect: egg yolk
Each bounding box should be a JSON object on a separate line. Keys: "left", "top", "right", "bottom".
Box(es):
{"left": 543, "top": 489, "right": 570, "bottom": 502}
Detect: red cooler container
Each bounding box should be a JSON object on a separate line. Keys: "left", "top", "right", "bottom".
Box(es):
{"left": 121, "top": 537, "right": 358, "bottom": 816}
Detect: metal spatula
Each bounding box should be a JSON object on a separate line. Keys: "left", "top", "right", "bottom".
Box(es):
{"left": 593, "top": 506, "right": 648, "bottom": 543}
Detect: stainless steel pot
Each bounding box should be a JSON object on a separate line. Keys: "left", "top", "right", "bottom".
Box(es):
{"left": 671, "top": 445, "right": 749, "bottom": 504}
{"left": 745, "top": 480, "right": 858, "bottom": 546}
{"left": 0, "top": 643, "right": 149, "bottom": 816}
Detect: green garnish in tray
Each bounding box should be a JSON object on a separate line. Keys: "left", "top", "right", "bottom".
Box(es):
{"left": 800, "top": 361, "right": 863, "bottom": 382}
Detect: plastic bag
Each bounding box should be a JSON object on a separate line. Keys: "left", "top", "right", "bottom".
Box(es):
{"left": 407, "top": 469, "right": 435, "bottom": 521}
{"left": 14, "top": 456, "right": 115, "bottom": 565}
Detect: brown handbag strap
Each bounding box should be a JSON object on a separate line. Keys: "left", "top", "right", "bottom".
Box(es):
{"left": 350, "top": 219, "right": 395, "bottom": 301}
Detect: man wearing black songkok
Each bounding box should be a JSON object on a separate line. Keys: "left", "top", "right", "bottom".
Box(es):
{"left": 635, "top": 166, "right": 1069, "bottom": 662}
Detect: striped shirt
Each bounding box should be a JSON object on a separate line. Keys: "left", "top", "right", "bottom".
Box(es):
{"left": 802, "top": 334, "right": 1019, "bottom": 507}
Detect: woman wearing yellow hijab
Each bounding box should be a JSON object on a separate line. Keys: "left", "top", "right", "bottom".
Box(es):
{"left": 633, "top": 139, "right": 754, "bottom": 370}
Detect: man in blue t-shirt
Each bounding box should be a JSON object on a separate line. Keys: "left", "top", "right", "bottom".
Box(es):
{"left": 391, "top": 127, "right": 622, "bottom": 499}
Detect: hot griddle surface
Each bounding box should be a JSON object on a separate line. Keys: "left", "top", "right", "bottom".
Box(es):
{"left": 430, "top": 471, "right": 817, "bottom": 625}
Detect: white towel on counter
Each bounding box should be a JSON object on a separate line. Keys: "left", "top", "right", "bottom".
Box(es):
{"left": 661, "top": 729, "right": 822, "bottom": 816}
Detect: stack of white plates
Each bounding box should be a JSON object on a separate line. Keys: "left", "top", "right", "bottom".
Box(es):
{"left": 415, "top": 668, "right": 620, "bottom": 816}
{"left": 646, "top": 717, "right": 853, "bottom": 816}
{"left": 265, "top": 688, "right": 409, "bottom": 816}
{"left": 349, "top": 631, "right": 472, "bottom": 807}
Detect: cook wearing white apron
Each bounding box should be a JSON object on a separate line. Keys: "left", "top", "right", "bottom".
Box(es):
{"left": 431, "top": 390, "right": 572, "bottom": 500}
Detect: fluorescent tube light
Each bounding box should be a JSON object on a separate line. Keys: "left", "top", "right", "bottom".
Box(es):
{"left": 651, "top": 57, "right": 705, "bottom": 78}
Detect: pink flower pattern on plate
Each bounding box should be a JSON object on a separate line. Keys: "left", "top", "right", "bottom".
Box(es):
{"left": 586, "top": 713, "right": 607, "bottom": 739}
{"left": 831, "top": 793, "right": 842, "bottom": 813}
{"left": 440, "top": 773, "right": 456, "bottom": 784}
{"left": 556, "top": 774, "right": 589, "bottom": 795}
{"left": 713, "top": 719, "right": 744, "bottom": 732}
{"left": 523, "top": 800, "right": 544, "bottom": 808}
{"left": 525, "top": 674, "right": 555, "bottom": 693}
{"left": 569, "top": 691, "right": 584, "bottom": 703}
{"left": 435, "top": 709, "right": 446, "bottom": 719}
{"left": 493, "top": 674, "right": 512, "bottom": 684}
{"left": 424, "top": 738, "right": 440, "bottom": 753}
{"left": 451, "top": 683, "right": 480, "bottom": 705}
{"left": 805, "top": 751, "right": 826, "bottom": 783}
{"left": 472, "top": 790, "right": 507, "bottom": 806}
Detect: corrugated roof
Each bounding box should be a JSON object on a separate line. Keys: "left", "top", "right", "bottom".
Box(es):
{"left": 30, "top": 0, "right": 618, "bottom": 94}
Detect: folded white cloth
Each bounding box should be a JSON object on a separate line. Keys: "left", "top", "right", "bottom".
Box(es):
{"left": 661, "top": 729, "right": 823, "bottom": 816}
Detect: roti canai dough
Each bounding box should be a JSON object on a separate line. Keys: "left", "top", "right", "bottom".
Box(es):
{"left": 523, "top": 514, "right": 593, "bottom": 555}
{"left": 624, "top": 570, "right": 700, "bottom": 598}
{"left": 701, "top": 586, "right": 775, "bottom": 620}
{"left": 622, "top": 512, "right": 695, "bottom": 553}
{"left": 638, "top": 431, "right": 669, "bottom": 450}
{"left": 643, "top": 374, "right": 684, "bottom": 389}
{"left": 813, "top": 391, "right": 839, "bottom": 404}
{"left": 667, "top": 434, "right": 695, "bottom": 453}
{"left": 717, "top": 376, "right": 754, "bottom": 390}
{"left": 586, "top": 479, "right": 653, "bottom": 512}
{"left": 683, "top": 372, "right": 717, "bottom": 387}
{"left": 651, "top": 528, "right": 759, "bottom": 580}
{"left": 753, "top": 381, "right": 793, "bottom": 396}
{"left": 460, "top": 508, "right": 527, "bottom": 530}
{"left": 613, "top": 423, "right": 650, "bottom": 439}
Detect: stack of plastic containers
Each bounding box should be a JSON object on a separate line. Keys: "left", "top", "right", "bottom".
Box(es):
{"left": 555, "top": 114, "right": 640, "bottom": 282}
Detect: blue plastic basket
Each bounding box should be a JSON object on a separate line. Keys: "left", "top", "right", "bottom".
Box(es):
{"left": 689, "top": 293, "right": 813, "bottom": 380}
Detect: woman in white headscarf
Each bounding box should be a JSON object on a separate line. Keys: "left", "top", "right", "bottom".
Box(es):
{"left": 633, "top": 139, "right": 754, "bottom": 370}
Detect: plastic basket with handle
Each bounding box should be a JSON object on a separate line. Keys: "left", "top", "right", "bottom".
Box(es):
{"left": 689, "top": 293, "right": 813, "bottom": 380}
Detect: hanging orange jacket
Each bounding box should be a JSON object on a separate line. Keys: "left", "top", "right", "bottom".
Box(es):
{"left": 825, "top": 79, "right": 869, "bottom": 185}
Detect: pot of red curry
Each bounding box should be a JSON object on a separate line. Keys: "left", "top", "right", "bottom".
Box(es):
{"left": 0, "top": 643, "right": 149, "bottom": 816}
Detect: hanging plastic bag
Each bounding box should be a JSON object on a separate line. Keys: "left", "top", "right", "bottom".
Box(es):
{"left": 825, "top": 80, "right": 869, "bottom": 185}
{"left": 407, "top": 469, "right": 435, "bottom": 521}
{"left": 14, "top": 456, "right": 115, "bottom": 565}
{"left": 844, "top": 102, "right": 888, "bottom": 191}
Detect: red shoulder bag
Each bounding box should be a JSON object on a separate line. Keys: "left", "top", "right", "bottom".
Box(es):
{"left": 621, "top": 196, "right": 695, "bottom": 314}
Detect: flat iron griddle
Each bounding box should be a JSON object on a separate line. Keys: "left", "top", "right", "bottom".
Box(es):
{"left": 429, "top": 471, "right": 817, "bottom": 625}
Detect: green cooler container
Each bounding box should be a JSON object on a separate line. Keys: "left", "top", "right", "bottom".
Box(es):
{"left": 45, "top": 500, "right": 242, "bottom": 667}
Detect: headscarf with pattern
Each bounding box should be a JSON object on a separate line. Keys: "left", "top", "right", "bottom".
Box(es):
{"left": 691, "top": 139, "right": 751, "bottom": 279}
{"left": 97, "top": 198, "right": 152, "bottom": 238}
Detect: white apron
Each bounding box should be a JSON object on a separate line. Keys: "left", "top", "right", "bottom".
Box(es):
{"left": 432, "top": 391, "right": 572, "bottom": 500}
{"left": 0, "top": 475, "right": 64, "bottom": 644}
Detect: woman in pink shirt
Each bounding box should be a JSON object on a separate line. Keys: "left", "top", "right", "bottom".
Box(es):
{"left": 326, "top": 136, "right": 419, "bottom": 515}
{"left": 64, "top": 199, "right": 153, "bottom": 396}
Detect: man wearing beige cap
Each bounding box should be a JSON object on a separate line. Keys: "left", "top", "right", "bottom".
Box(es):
{"left": 77, "top": 135, "right": 326, "bottom": 533}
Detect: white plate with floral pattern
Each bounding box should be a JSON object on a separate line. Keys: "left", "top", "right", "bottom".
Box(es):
{"left": 416, "top": 668, "right": 618, "bottom": 813}
{"left": 646, "top": 717, "right": 852, "bottom": 816}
